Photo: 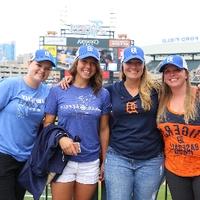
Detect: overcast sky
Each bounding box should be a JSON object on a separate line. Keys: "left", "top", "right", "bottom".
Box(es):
{"left": 0, "top": 0, "right": 199, "bottom": 55}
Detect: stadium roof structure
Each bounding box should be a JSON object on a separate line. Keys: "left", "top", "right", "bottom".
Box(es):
{"left": 142, "top": 42, "right": 200, "bottom": 56}
{"left": 142, "top": 42, "right": 200, "bottom": 83}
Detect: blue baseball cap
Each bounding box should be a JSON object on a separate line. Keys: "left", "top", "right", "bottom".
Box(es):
{"left": 31, "top": 49, "right": 56, "bottom": 67}
{"left": 159, "top": 55, "right": 188, "bottom": 72}
{"left": 121, "top": 46, "right": 145, "bottom": 63}
{"left": 75, "top": 45, "right": 100, "bottom": 61}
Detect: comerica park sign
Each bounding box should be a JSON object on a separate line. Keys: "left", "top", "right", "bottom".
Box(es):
{"left": 69, "top": 24, "right": 108, "bottom": 37}
{"left": 65, "top": 20, "right": 109, "bottom": 37}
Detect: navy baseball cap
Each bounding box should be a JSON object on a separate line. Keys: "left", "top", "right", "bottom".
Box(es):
{"left": 159, "top": 55, "right": 188, "bottom": 72}
{"left": 75, "top": 45, "right": 100, "bottom": 61}
{"left": 31, "top": 49, "right": 56, "bottom": 67}
{"left": 121, "top": 46, "right": 145, "bottom": 63}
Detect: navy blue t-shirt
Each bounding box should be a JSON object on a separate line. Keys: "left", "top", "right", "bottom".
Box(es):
{"left": 106, "top": 81, "right": 163, "bottom": 160}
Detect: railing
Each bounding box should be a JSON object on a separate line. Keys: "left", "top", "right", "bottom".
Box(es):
{"left": 25, "top": 181, "right": 170, "bottom": 200}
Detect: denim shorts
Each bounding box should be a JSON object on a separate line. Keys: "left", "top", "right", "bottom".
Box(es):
{"left": 104, "top": 147, "right": 164, "bottom": 200}
{"left": 56, "top": 159, "right": 100, "bottom": 184}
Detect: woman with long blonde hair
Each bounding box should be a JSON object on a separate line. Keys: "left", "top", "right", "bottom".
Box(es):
{"left": 157, "top": 55, "right": 200, "bottom": 200}
{"left": 61, "top": 45, "right": 165, "bottom": 200}
{"left": 104, "top": 45, "right": 164, "bottom": 200}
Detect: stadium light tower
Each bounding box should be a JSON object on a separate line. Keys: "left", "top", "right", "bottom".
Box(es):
{"left": 60, "top": 5, "right": 69, "bottom": 28}
{"left": 109, "top": 11, "right": 117, "bottom": 33}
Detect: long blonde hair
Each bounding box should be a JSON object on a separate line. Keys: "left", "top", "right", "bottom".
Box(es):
{"left": 157, "top": 70, "right": 197, "bottom": 123}
{"left": 121, "top": 64, "right": 161, "bottom": 111}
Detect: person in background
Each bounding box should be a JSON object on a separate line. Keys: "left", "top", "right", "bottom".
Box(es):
{"left": 44, "top": 45, "right": 111, "bottom": 200}
{"left": 157, "top": 55, "right": 200, "bottom": 200}
{"left": 0, "top": 49, "right": 56, "bottom": 200}
{"left": 104, "top": 45, "right": 164, "bottom": 200}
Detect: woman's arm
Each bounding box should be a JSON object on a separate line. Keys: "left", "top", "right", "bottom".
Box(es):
{"left": 43, "top": 114, "right": 56, "bottom": 127}
{"left": 43, "top": 114, "right": 80, "bottom": 156}
{"left": 99, "top": 114, "right": 110, "bottom": 181}
{"left": 0, "top": 78, "right": 15, "bottom": 111}
{"left": 58, "top": 75, "right": 73, "bottom": 90}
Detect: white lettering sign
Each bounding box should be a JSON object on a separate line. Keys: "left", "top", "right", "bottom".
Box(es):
{"left": 77, "top": 39, "right": 100, "bottom": 45}
{"left": 162, "top": 36, "right": 199, "bottom": 43}
{"left": 69, "top": 24, "right": 107, "bottom": 37}
{"left": 44, "top": 37, "right": 67, "bottom": 46}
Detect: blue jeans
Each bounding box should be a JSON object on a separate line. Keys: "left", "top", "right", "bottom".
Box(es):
{"left": 104, "top": 147, "right": 164, "bottom": 200}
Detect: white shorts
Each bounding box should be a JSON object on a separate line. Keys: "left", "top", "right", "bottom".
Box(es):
{"left": 56, "top": 159, "right": 100, "bottom": 184}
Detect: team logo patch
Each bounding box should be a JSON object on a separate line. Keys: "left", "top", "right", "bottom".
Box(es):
{"left": 166, "top": 56, "right": 173, "bottom": 63}
{"left": 44, "top": 50, "right": 50, "bottom": 58}
{"left": 87, "top": 46, "right": 93, "bottom": 52}
{"left": 126, "top": 101, "right": 138, "bottom": 114}
{"left": 131, "top": 47, "right": 137, "bottom": 55}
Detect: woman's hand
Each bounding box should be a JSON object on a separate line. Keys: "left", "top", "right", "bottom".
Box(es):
{"left": 99, "top": 162, "right": 105, "bottom": 181}
{"left": 58, "top": 75, "right": 73, "bottom": 90}
{"left": 59, "top": 137, "right": 80, "bottom": 156}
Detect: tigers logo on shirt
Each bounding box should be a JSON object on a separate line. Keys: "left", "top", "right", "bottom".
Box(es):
{"left": 126, "top": 101, "right": 138, "bottom": 114}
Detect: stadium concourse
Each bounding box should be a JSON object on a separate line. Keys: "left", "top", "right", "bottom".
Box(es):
{"left": 144, "top": 42, "right": 200, "bottom": 85}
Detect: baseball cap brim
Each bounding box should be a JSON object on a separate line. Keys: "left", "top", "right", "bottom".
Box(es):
{"left": 123, "top": 55, "right": 144, "bottom": 63}
{"left": 159, "top": 63, "right": 186, "bottom": 72}
{"left": 78, "top": 53, "right": 100, "bottom": 61}
{"left": 35, "top": 58, "right": 56, "bottom": 67}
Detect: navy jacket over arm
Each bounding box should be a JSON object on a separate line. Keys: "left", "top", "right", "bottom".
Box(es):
{"left": 18, "top": 124, "right": 70, "bottom": 200}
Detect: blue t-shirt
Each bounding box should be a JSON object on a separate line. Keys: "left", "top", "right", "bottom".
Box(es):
{"left": 45, "top": 85, "right": 111, "bottom": 162}
{"left": 106, "top": 81, "right": 163, "bottom": 160}
{"left": 0, "top": 77, "right": 50, "bottom": 161}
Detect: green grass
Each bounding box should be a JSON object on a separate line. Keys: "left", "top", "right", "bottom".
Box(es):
{"left": 157, "top": 182, "right": 172, "bottom": 200}
{"left": 24, "top": 182, "right": 172, "bottom": 200}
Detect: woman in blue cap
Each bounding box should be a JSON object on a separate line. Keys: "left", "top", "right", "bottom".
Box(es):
{"left": 44, "top": 45, "right": 111, "bottom": 200}
{"left": 104, "top": 45, "right": 164, "bottom": 200}
{"left": 157, "top": 55, "right": 200, "bottom": 200}
{"left": 0, "top": 49, "right": 55, "bottom": 200}
{"left": 61, "top": 45, "right": 164, "bottom": 200}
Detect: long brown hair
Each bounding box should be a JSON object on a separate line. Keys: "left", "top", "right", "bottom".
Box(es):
{"left": 121, "top": 64, "right": 161, "bottom": 111}
{"left": 69, "top": 59, "right": 103, "bottom": 95}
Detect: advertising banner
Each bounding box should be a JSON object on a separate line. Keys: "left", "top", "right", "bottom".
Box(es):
{"left": 66, "top": 37, "right": 109, "bottom": 48}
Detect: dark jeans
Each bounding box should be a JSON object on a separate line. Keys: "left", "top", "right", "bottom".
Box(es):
{"left": 166, "top": 168, "right": 200, "bottom": 200}
{"left": 0, "top": 152, "right": 26, "bottom": 200}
